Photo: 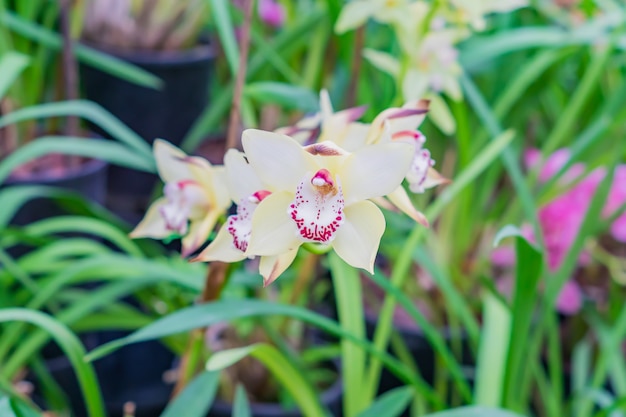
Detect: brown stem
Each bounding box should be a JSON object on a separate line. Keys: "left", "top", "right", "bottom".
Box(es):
{"left": 60, "top": 0, "right": 80, "bottom": 167}
{"left": 346, "top": 26, "right": 365, "bottom": 108}
{"left": 225, "top": 0, "right": 255, "bottom": 151}
{"left": 172, "top": 262, "right": 229, "bottom": 397}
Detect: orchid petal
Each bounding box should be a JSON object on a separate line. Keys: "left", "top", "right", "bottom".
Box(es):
{"left": 154, "top": 139, "right": 193, "bottom": 183}
{"left": 333, "top": 200, "right": 385, "bottom": 273}
{"left": 422, "top": 167, "right": 451, "bottom": 190}
{"left": 181, "top": 209, "right": 221, "bottom": 258}
{"left": 242, "top": 129, "right": 317, "bottom": 192}
{"left": 224, "top": 149, "right": 264, "bottom": 202}
{"left": 247, "top": 191, "right": 302, "bottom": 256}
{"left": 186, "top": 158, "right": 231, "bottom": 210}
{"left": 260, "top": 249, "right": 299, "bottom": 286}
{"left": 340, "top": 141, "right": 414, "bottom": 205}
{"left": 335, "top": 0, "right": 379, "bottom": 33}
{"left": 192, "top": 224, "right": 246, "bottom": 263}
{"left": 129, "top": 198, "right": 171, "bottom": 239}
{"left": 386, "top": 186, "right": 429, "bottom": 226}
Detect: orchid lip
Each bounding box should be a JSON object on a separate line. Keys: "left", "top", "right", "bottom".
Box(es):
{"left": 387, "top": 108, "right": 428, "bottom": 120}
{"left": 289, "top": 170, "right": 345, "bottom": 243}
{"left": 228, "top": 190, "right": 271, "bottom": 253}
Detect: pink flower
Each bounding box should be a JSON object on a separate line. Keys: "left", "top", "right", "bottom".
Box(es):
{"left": 258, "top": 0, "right": 285, "bottom": 27}
{"left": 604, "top": 165, "right": 626, "bottom": 242}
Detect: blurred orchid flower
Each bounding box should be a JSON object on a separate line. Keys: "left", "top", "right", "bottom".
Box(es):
{"left": 275, "top": 90, "right": 366, "bottom": 145}
{"left": 449, "top": 0, "right": 528, "bottom": 30}
{"left": 335, "top": 0, "right": 414, "bottom": 34}
{"left": 130, "top": 140, "right": 231, "bottom": 257}
{"left": 258, "top": 0, "right": 285, "bottom": 27}
{"left": 604, "top": 166, "right": 626, "bottom": 242}
{"left": 239, "top": 129, "right": 414, "bottom": 283}
{"left": 193, "top": 149, "right": 298, "bottom": 285}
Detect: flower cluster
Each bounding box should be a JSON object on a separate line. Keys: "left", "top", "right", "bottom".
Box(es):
{"left": 493, "top": 148, "right": 626, "bottom": 315}
{"left": 131, "top": 95, "right": 449, "bottom": 286}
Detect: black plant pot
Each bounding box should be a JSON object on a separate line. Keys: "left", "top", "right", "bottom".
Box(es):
{"left": 207, "top": 370, "right": 343, "bottom": 417}
{"left": 35, "top": 336, "right": 175, "bottom": 417}
{"left": 80, "top": 42, "right": 216, "bottom": 221}
{"left": 3, "top": 156, "right": 108, "bottom": 258}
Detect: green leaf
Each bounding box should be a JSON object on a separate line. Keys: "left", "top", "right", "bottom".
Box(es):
{"left": 0, "top": 100, "right": 153, "bottom": 158}
{"left": 427, "top": 94, "right": 456, "bottom": 135}
{"left": 0, "top": 309, "right": 105, "bottom": 417}
{"left": 232, "top": 384, "right": 251, "bottom": 417}
{"left": 208, "top": 0, "right": 239, "bottom": 75}
{"left": 0, "top": 137, "right": 155, "bottom": 185}
{"left": 207, "top": 344, "right": 327, "bottom": 417}
{"left": 0, "top": 51, "right": 30, "bottom": 101}
{"left": 84, "top": 299, "right": 426, "bottom": 400}
{"left": 244, "top": 82, "right": 318, "bottom": 112}
{"left": 356, "top": 386, "right": 413, "bottom": 417}
{"left": 422, "top": 406, "right": 527, "bottom": 417}
{"left": 474, "top": 294, "right": 511, "bottom": 407}
{"left": 329, "top": 253, "right": 366, "bottom": 416}
{"left": 1, "top": 12, "right": 161, "bottom": 89}
{"left": 160, "top": 371, "right": 219, "bottom": 417}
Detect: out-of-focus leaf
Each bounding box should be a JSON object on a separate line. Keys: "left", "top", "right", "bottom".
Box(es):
{"left": 244, "top": 82, "right": 318, "bottom": 112}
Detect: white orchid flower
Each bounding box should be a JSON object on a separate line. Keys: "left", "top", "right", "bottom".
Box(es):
{"left": 130, "top": 140, "right": 231, "bottom": 257}
{"left": 449, "top": 0, "right": 528, "bottom": 31}
{"left": 335, "top": 0, "right": 416, "bottom": 34}
{"left": 192, "top": 149, "right": 298, "bottom": 286}
{"left": 240, "top": 129, "right": 414, "bottom": 282}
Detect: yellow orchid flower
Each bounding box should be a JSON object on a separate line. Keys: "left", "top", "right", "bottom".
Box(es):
{"left": 130, "top": 140, "right": 231, "bottom": 257}
{"left": 239, "top": 129, "right": 414, "bottom": 284}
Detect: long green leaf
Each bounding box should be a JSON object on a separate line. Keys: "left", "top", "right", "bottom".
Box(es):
{"left": 422, "top": 406, "right": 527, "bottom": 417}
{"left": 0, "top": 51, "right": 29, "bottom": 101}
{"left": 160, "top": 371, "right": 219, "bottom": 417}
{"left": 0, "top": 137, "right": 154, "bottom": 185}
{"left": 1, "top": 11, "right": 161, "bottom": 89}
{"left": 207, "top": 344, "right": 326, "bottom": 417}
{"left": 244, "top": 82, "right": 318, "bottom": 112}
{"left": 208, "top": 0, "right": 239, "bottom": 75}
{"left": 356, "top": 386, "right": 413, "bottom": 417}
{"left": 0, "top": 100, "right": 153, "bottom": 158}
{"left": 0, "top": 309, "right": 105, "bottom": 417}
{"left": 232, "top": 384, "right": 251, "bottom": 417}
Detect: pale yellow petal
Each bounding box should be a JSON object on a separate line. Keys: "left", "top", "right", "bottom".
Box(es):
{"left": 186, "top": 157, "right": 231, "bottom": 211}
{"left": 339, "top": 141, "right": 414, "bottom": 205}
{"left": 334, "top": 1, "right": 380, "bottom": 33}
{"left": 129, "top": 198, "right": 170, "bottom": 239}
{"left": 242, "top": 129, "right": 317, "bottom": 192}
{"left": 386, "top": 186, "right": 429, "bottom": 227}
{"left": 181, "top": 209, "right": 221, "bottom": 258}
{"left": 332, "top": 200, "right": 385, "bottom": 273}
{"left": 422, "top": 167, "right": 451, "bottom": 190}
{"left": 192, "top": 224, "right": 246, "bottom": 263}
{"left": 154, "top": 139, "right": 192, "bottom": 183}
{"left": 224, "top": 149, "right": 265, "bottom": 202}
{"left": 259, "top": 249, "right": 299, "bottom": 287}
{"left": 246, "top": 191, "right": 301, "bottom": 256}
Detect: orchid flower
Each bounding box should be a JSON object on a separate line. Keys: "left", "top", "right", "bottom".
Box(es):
{"left": 193, "top": 149, "right": 299, "bottom": 285}
{"left": 130, "top": 140, "right": 231, "bottom": 257}
{"left": 335, "top": 0, "right": 415, "bottom": 34}
{"left": 449, "top": 0, "right": 528, "bottom": 31}
{"left": 258, "top": 0, "right": 285, "bottom": 28}
{"left": 236, "top": 129, "right": 414, "bottom": 284}
{"left": 275, "top": 90, "right": 366, "bottom": 145}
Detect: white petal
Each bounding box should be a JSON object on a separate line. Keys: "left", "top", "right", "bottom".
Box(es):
{"left": 242, "top": 129, "right": 317, "bottom": 192}
{"left": 386, "top": 186, "right": 429, "bottom": 227}
{"left": 247, "top": 191, "right": 302, "bottom": 256}
{"left": 186, "top": 157, "right": 231, "bottom": 211}
{"left": 332, "top": 201, "right": 385, "bottom": 273}
{"left": 154, "top": 139, "right": 192, "bottom": 183}
{"left": 402, "top": 69, "right": 430, "bottom": 102}
{"left": 129, "top": 198, "right": 171, "bottom": 239}
{"left": 340, "top": 141, "right": 414, "bottom": 205}
{"left": 259, "top": 249, "right": 299, "bottom": 286}
{"left": 192, "top": 224, "right": 246, "bottom": 263}
{"left": 334, "top": 1, "right": 380, "bottom": 33}
{"left": 224, "top": 149, "right": 264, "bottom": 202}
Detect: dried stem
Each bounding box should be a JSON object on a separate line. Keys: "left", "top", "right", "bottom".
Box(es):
{"left": 172, "top": 262, "right": 229, "bottom": 397}
{"left": 225, "top": 0, "right": 255, "bottom": 151}
{"left": 346, "top": 26, "right": 365, "bottom": 108}
{"left": 60, "top": 0, "right": 80, "bottom": 167}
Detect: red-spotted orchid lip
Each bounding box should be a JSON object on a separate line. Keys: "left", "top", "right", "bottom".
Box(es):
{"left": 288, "top": 169, "right": 345, "bottom": 243}
{"left": 159, "top": 180, "right": 205, "bottom": 235}
{"left": 228, "top": 190, "right": 272, "bottom": 252}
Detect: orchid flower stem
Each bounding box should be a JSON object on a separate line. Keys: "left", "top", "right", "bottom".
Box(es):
{"left": 172, "top": 261, "right": 230, "bottom": 397}
{"left": 279, "top": 253, "right": 319, "bottom": 335}
{"left": 226, "top": 0, "right": 255, "bottom": 151}
{"left": 346, "top": 26, "right": 365, "bottom": 108}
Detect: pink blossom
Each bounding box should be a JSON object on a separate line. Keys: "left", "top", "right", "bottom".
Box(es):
{"left": 604, "top": 165, "right": 626, "bottom": 242}
{"left": 258, "top": 0, "right": 285, "bottom": 27}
